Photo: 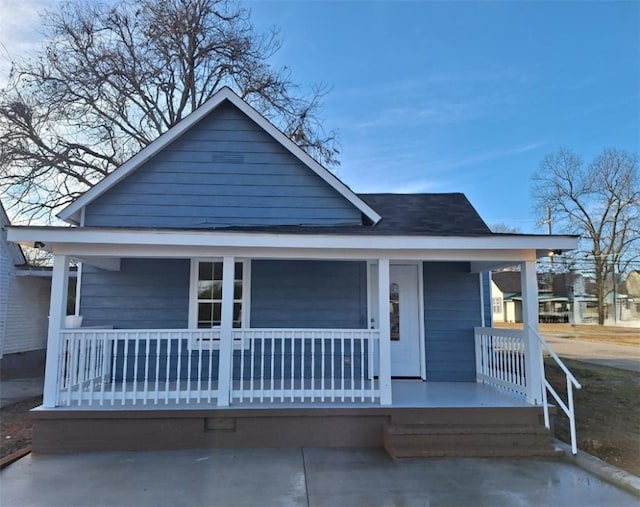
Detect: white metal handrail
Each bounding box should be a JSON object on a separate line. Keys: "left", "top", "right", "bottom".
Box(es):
{"left": 531, "top": 326, "right": 582, "bottom": 455}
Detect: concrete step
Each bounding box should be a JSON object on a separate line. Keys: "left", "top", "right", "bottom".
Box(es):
{"left": 385, "top": 423, "right": 551, "bottom": 436}
{"left": 383, "top": 422, "right": 559, "bottom": 459}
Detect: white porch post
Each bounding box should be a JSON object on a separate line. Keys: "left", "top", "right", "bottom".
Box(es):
{"left": 217, "top": 256, "right": 235, "bottom": 407}
{"left": 377, "top": 258, "right": 392, "bottom": 405}
{"left": 43, "top": 254, "right": 70, "bottom": 408}
{"left": 521, "top": 260, "right": 543, "bottom": 404}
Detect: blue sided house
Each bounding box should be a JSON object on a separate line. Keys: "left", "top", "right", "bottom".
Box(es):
{"left": 8, "top": 88, "right": 581, "bottom": 457}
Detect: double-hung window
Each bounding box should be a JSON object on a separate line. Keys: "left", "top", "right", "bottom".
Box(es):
{"left": 189, "top": 259, "right": 250, "bottom": 331}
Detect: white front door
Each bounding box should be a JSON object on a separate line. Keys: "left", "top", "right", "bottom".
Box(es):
{"left": 389, "top": 264, "right": 422, "bottom": 377}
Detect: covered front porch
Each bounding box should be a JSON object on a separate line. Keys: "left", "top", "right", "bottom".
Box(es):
{"left": 53, "top": 326, "right": 531, "bottom": 409}
{"left": 8, "top": 226, "right": 581, "bottom": 454}
{"left": 31, "top": 380, "right": 547, "bottom": 456}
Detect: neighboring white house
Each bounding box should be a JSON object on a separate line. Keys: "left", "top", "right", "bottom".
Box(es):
{"left": 491, "top": 271, "right": 522, "bottom": 323}
{"left": 0, "top": 202, "right": 52, "bottom": 374}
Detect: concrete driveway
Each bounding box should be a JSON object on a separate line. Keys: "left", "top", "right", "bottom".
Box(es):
{"left": 541, "top": 335, "right": 640, "bottom": 372}
{"left": 1, "top": 448, "right": 638, "bottom": 507}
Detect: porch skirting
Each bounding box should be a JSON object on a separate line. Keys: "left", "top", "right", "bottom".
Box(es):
{"left": 30, "top": 405, "right": 557, "bottom": 457}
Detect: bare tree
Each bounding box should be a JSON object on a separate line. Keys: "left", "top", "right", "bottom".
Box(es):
{"left": 489, "top": 223, "right": 521, "bottom": 234}
{"left": 532, "top": 147, "right": 640, "bottom": 324}
{"left": 0, "top": 0, "right": 339, "bottom": 221}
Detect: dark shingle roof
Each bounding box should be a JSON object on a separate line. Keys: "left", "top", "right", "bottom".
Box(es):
{"left": 492, "top": 271, "right": 522, "bottom": 294}
{"left": 209, "top": 193, "right": 492, "bottom": 236}
{"left": 359, "top": 193, "right": 491, "bottom": 235}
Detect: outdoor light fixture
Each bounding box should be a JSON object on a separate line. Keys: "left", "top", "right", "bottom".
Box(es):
{"left": 34, "top": 241, "right": 45, "bottom": 249}
{"left": 548, "top": 249, "right": 563, "bottom": 257}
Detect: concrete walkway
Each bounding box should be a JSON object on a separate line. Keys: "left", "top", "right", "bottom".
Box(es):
{"left": 1, "top": 448, "right": 638, "bottom": 507}
{"left": 541, "top": 336, "right": 640, "bottom": 372}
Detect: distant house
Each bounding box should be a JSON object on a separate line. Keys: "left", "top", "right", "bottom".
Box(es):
{"left": 492, "top": 270, "right": 603, "bottom": 324}
{"left": 491, "top": 271, "right": 523, "bottom": 323}
{"left": 8, "top": 87, "right": 580, "bottom": 456}
{"left": 605, "top": 270, "right": 640, "bottom": 324}
{"left": 0, "top": 202, "right": 51, "bottom": 376}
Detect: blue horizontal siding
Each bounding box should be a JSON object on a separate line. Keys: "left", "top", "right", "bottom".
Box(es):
{"left": 423, "top": 262, "right": 481, "bottom": 382}
{"left": 80, "top": 259, "right": 190, "bottom": 329}
{"left": 250, "top": 260, "right": 367, "bottom": 329}
{"left": 84, "top": 101, "right": 361, "bottom": 228}
{"left": 113, "top": 339, "right": 369, "bottom": 382}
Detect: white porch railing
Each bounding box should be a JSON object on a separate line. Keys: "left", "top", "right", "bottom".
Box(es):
{"left": 58, "top": 329, "right": 222, "bottom": 406}
{"left": 474, "top": 327, "right": 527, "bottom": 396}
{"left": 231, "top": 329, "right": 379, "bottom": 403}
{"left": 474, "top": 326, "right": 582, "bottom": 454}
{"left": 56, "top": 328, "right": 379, "bottom": 407}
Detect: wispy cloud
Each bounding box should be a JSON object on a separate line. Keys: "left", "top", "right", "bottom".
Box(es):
{"left": 0, "top": 0, "right": 63, "bottom": 84}
{"left": 428, "top": 141, "right": 548, "bottom": 173}
{"left": 332, "top": 70, "right": 525, "bottom": 132}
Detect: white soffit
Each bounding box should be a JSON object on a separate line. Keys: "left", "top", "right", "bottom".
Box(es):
{"left": 8, "top": 226, "right": 579, "bottom": 255}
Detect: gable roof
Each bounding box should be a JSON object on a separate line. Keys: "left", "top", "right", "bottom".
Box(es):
{"left": 359, "top": 193, "right": 491, "bottom": 235}
{"left": 0, "top": 201, "right": 27, "bottom": 265}
{"left": 492, "top": 271, "right": 522, "bottom": 294}
{"left": 190, "top": 193, "right": 493, "bottom": 236}
{"left": 58, "top": 87, "right": 381, "bottom": 226}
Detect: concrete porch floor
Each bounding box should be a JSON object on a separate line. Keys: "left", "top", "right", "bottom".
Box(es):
{"left": 1, "top": 447, "right": 637, "bottom": 507}
{"left": 50, "top": 380, "right": 528, "bottom": 410}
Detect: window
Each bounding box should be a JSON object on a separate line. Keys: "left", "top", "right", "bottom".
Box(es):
{"left": 390, "top": 282, "right": 400, "bottom": 341}
{"left": 492, "top": 297, "right": 502, "bottom": 314}
{"left": 190, "top": 259, "right": 249, "bottom": 329}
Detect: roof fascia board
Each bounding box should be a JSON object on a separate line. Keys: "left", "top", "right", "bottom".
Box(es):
{"left": 50, "top": 244, "right": 539, "bottom": 264}
{"left": 7, "top": 226, "right": 580, "bottom": 253}
{"left": 1, "top": 203, "right": 27, "bottom": 265}
{"left": 58, "top": 87, "right": 381, "bottom": 225}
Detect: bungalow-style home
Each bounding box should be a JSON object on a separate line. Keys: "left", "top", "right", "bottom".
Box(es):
{"left": 0, "top": 202, "right": 52, "bottom": 376}
{"left": 491, "top": 271, "right": 522, "bottom": 323}
{"left": 8, "top": 87, "right": 581, "bottom": 456}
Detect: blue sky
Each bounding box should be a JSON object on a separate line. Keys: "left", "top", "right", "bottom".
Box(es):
{"left": 1, "top": 1, "right": 638, "bottom": 232}
{"left": 245, "top": 0, "right": 639, "bottom": 232}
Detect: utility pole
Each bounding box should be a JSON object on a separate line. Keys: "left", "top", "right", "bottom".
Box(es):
{"left": 540, "top": 207, "right": 554, "bottom": 265}
{"left": 545, "top": 207, "right": 552, "bottom": 235}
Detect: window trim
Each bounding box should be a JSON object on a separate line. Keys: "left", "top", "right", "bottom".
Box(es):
{"left": 188, "top": 258, "right": 251, "bottom": 330}
{"left": 492, "top": 296, "right": 503, "bottom": 315}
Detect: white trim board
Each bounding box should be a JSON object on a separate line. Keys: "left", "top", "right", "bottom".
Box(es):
{"left": 58, "top": 87, "right": 381, "bottom": 226}
{"left": 8, "top": 226, "right": 579, "bottom": 254}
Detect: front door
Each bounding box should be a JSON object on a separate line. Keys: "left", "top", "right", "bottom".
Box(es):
{"left": 389, "top": 264, "right": 422, "bottom": 377}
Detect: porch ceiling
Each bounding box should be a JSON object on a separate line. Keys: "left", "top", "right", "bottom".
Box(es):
{"left": 8, "top": 226, "right": 578, "bottom": 271}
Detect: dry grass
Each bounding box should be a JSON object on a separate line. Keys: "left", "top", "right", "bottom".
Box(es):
{"left": 496, "top": 322, "right": 640, "bottom": 346}
{"left": 545, "top": 358, "right": 640, "bottom": 477}
{"left": 0, "top": 396, "right": 41, "bottom": 459}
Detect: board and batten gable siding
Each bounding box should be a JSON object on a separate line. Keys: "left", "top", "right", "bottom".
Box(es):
{"left": 82, "top": 101, "right": 362, "bottom": 228}
{"left": 80, "top": 259, "right": 190, "bottom": 329}
{"left": 251, "top": 260, "right": 368, "bottom": 329}
{"left": 423, "top": 262, "right": 482, "bottom": 382}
